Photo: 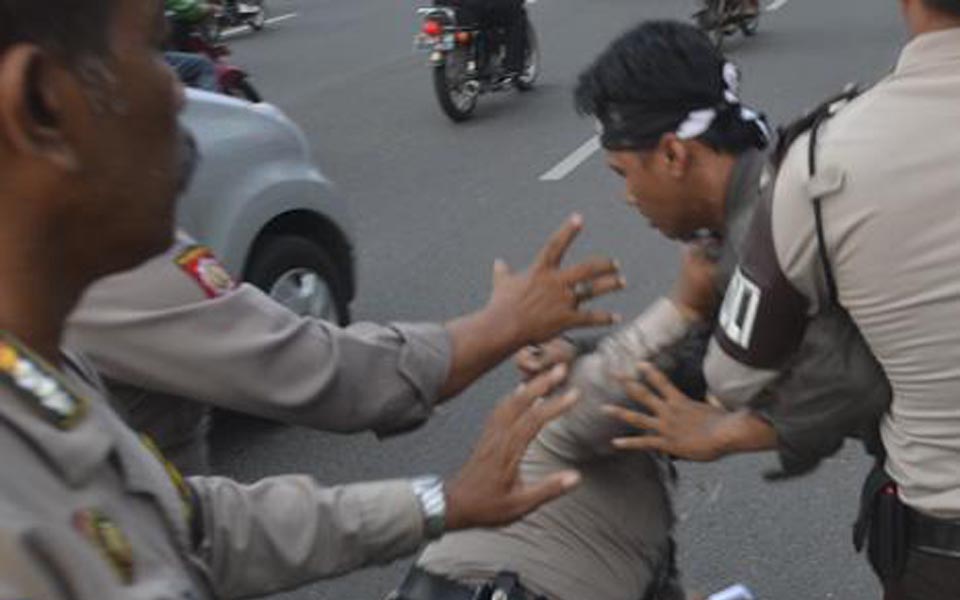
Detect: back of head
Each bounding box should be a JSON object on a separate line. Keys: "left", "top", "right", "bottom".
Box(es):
{"left": 0, "top": 0, "right": 116, "bottom": 64}
{"left": 575, "top": 20, "right": 768, "bottom": 155}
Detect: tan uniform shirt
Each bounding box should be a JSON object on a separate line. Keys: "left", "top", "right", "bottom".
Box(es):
{"left": 65, "top": 231, "right": 451, "bottom": 473}
{"left": 0, "top": 336, "right": 427, "bottom": 599}
{"left": 706, "top": 29, "right": 960, "bottom": 519}
{"left": 418, "top": 299, "right": 688, "bottom": 600}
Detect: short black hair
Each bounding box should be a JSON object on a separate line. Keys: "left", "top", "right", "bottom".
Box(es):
{"left": 0, "top": 0, "right": 118, "bottom": 63}
{"left": 924, "top": 0, "right": 960, "bottom": 17}
{"left": 575, "top": 20, "right": 762, "bottom": 154}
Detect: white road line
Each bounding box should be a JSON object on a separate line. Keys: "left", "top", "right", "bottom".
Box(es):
{"left": 765, "top": 0, "right": 790, "bottom": 13}
{"left": 539, "top": 136, "right": 601, "bottom": 182}
{"left": 222, "top": 12, "right": 298, "bottom": 39}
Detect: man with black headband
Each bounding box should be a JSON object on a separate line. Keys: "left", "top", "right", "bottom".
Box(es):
{"left": 610, "top": 1, "right": 960, "bottom": 598}
{"left": 388, "top": 20, "right": 879, "bottom": 600}
{"left": 388, "top": 20, "right": 889, "bottom": 600}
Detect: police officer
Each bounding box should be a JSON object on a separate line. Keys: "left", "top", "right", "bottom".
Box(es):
{"left": 612, "top": 3, "right": 960, "bottom": 598}
{"left": 0, "top": 0, "right": 584, "bottom": 596}
{"left": 66, "top": 221, "right": 623, "bottom": 475}
{"left": 389, "top": 21, "right": 888, "bottom": 600}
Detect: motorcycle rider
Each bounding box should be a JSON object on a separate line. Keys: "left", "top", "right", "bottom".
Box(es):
{"left": 439, "top": 0, "right": 527, "bottom": 80}
{"left": 165, "top": 0, "right": 219, "bottom": 91}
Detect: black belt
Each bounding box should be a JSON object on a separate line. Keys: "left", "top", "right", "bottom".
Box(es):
{"left": 391, "top": 567, "right": 543, "bottom": 600}
{"left": 909, "top": 509, "right": 960, "bottom": 559}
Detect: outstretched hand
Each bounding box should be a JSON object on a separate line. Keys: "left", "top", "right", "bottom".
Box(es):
{"left": 603, "top": 363, "right": 731, "bottom": 462}
{"left": 486, "top": 214, "right": 625, "bottom": 346}
{"left": 444, "top": 364, "right": 582, "bottom": 531}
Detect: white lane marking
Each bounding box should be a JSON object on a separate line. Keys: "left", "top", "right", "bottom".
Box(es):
{"left": 539, "top": 136, "right": 601, "bottom": 181}
{"left": 765, "top": 0, "right": 789, "bottom": 12}
{"left": 222, "top": 12, "right": 298, "bottom": 39}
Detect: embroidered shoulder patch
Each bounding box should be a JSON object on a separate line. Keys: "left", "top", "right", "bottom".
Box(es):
{"left": 73, "top": 509, "right": 135, "bottom": 584}
{"left": 0, "top": 336, "right": 86, "bottom": 429}
{"left": 175, "top": 245, "right": 236, "bottom": 298}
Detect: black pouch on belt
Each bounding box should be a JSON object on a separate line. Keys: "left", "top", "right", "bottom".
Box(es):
{"left": 853, "top": 463, "right": 909, "bottom": 583}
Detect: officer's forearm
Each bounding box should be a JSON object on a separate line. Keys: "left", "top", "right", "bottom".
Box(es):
{"left": 441, "top": 306, "right": 523, "bottom": 399}
{"left": 714, "top": 409, "right": 780, "bottom": 456}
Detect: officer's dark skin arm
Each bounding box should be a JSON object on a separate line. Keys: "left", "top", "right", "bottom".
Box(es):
{"left": 439, "top": 215, "right": 625, "bottom": 400}
{"left": 604, "top": 363, "right": 778, "bottom": 462}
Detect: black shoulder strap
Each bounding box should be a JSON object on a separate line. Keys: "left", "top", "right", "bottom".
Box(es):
{"left": 779, "top": 85, "right": 860, "bottom": 307}
{"left": 807, "top": 112, "right": 840, "bottom": 307}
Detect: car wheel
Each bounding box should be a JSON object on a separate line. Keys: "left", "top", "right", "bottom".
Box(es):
{"left": 246, "top": 235, "right": 350, "bottom": 325}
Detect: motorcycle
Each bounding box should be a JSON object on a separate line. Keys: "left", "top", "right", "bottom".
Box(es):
{"left": 170, "top": 22, "right": 263, "bottom": 102}
{"left": 693, "top": 0, "right": 760, "bottom": 49}
{"left": 414, "top": 2, "right": 540, "bottom": 122}
{"left": 208, "top": 0, "right": 268, "bottom": 41}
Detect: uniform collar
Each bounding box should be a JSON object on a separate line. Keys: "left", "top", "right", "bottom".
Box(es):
{"left": 0, "top": 335, "right": 113, "bottom": 486}
{"left": 896, "top": 28, "right": 960, "bottom": 74}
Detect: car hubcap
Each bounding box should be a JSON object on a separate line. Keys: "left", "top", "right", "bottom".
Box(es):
{"left": 269, "top": 268, "right": 337, "bottom": 321}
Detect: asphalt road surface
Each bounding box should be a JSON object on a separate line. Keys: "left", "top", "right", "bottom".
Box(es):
{"left": 210, "top": 1, "right": 908, "bottom": 598}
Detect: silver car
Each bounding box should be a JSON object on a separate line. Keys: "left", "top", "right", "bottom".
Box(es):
{"left": 179, "top": 89, "right": 355, "bottom": 323}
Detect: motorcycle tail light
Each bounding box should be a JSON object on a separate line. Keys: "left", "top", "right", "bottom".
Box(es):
{"left": 455, "top": 31, "right": 472, "bottom": 45}
{"left": 422, "top": 20, "right": 443, "bottom": 37}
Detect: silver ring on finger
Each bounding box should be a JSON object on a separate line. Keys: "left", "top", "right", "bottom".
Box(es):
{"left": 572, "top": 280, "right": 594, "bottom": 304}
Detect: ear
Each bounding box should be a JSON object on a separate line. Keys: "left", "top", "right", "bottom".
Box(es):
{"left": 658, "top": 133, "right": 690, "bottom": 178}
{"left": 0, "top": 45, "right": 80, "bottom": 171}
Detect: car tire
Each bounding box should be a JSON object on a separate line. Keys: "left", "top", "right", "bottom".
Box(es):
{"left": 246, "top": 235, "right": 350, "bottom": 325}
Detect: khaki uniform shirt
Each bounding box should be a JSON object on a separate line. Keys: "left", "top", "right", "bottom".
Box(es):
{"left": 65, "top": 231, "right": 451, "bottom": 473}
{"left": 0, "top": 336, "right": 427, "bottom": 599}
{"left": 706, "top": 30, "right": 960, "bottom": 519}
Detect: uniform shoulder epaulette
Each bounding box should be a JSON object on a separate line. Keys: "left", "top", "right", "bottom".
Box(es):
{"left": 0, "top": 334, "right": 87, "bottom": 429}
{"left": 773, "top": 85, "right": 862, "bottom": 169}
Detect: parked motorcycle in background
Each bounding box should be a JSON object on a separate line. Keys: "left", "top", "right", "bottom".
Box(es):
{"left": 693, "top": 0, "right": 760, "bottom": 49}
{"left": 414, "top": 2, "right": 540, "bottom": 122}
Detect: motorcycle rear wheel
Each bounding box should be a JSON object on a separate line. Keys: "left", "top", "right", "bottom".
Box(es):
{"left": 432, "top": 50, "right": 479, "bottom": 123}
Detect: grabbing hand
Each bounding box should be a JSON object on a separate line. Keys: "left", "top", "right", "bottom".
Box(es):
{"left": 514, "top": 337, "right": 578, "bottom": 381}
{"left": 487, "top": 214, "right": 625, "bottom": 346}
{"left": 444, "top": 365, "right": 582, "bottom": 531}
{"left": 670, "top": 242, "right": 719, "bottom": 323}
{"left": 603, "top": 363, "right": 730, "bottom": 462}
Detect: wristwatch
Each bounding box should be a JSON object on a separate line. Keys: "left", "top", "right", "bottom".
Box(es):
{"left": 410, "top": 476, "right": 447, "bottom": 540}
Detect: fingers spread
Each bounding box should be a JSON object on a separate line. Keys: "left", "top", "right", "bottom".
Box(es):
{"left": 562, "top": 257, "right": 621, "bottom": 284}
{"left": 507, "top": 470, "right": 581, "bottom": 518}
{"left": 619, "top": 376, "right": 666, "bottom": 414}
{"left": 535, "top": 214, "right": 584, "bottom": 269}
{"left": 602, "top": 404, "right": 656, "bottom": 431}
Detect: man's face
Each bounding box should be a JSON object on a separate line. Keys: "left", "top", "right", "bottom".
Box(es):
{"left": 63, "top": 0, "right": 187, "bottom": 274}
{"left": 606, "top": 148, "right": 705, "bottom": 240}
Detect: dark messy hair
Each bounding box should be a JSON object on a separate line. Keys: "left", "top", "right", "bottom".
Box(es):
{"left": 0, "top": 0, "right": 118, "bottom": 64}
{"left": 924, "top": 0, "right": 960, "bottom": 17}
{"left": 575, "top": 20, "right": 765, "bottom": 154}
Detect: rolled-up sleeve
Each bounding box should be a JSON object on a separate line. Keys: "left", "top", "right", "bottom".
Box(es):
{"left": 190, "top": 475, "right": 424, "bottom": 599}
{"left": 67, "top": 266, "right": 453, "bottom": 436}
{"left": 538, "top": 298, "right": 693, "bottom": 462}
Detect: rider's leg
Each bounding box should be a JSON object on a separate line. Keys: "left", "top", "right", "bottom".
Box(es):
{"left": 501, "top": 1, "right": 526, "bottom": 75}
{"left": 164, "top": 52, "right": 219, "bottom": 93}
